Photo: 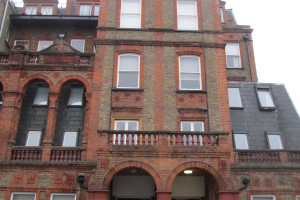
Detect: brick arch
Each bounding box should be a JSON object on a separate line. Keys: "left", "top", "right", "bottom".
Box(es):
{"left": 18, "top": 74, "right": 54, "bottom": 93}
{"left": 165, "top": 161, "right": 227, "bottom": 191}
{"left": 0, "top": 76, "right": 7, "bottom": 91}
{"left": 54, "top": 75, "right": 91, "bottom": 93}
{"left": 100, "top": 160, "right": 163, "bottom": 191}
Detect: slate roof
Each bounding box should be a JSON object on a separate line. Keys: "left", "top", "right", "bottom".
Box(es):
{"left": 228, "top": 82, "right": 300, "bottom": 150}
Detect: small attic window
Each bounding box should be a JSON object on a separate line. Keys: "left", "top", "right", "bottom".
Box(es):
{"left": 256, "top": 87, "right": 275, "bottom": 110}
{"left": 37, "top": 40, "right": 53, "bottom": 51}
{"left": 71, "top": 39, "right": 85, "bottom": 53}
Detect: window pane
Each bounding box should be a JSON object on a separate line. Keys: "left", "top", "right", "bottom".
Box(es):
{"left": 115, "top": 121, "right": 126, "bottom": 130}
{"left": 25, "top": 6, "right": 37, "bottom": 15}
{"left": 120, "top": 14, "right": 141, "bottom": 28}
{"left": 122, "top": 0, "right": 140, "bottom": 14}
{"left": 79, "top": 5, "right": 92, "bottom": 16}
{"left": 68, "top": 87, "right": 84, "bottom": 106}
{"left": 71, "top": 40, "right": 85, "bottom": 52}
{"left": 180, "top": 57, "right": 200, "bottom": 73}
{"left": 228, "top": 88, "right": 242, "bottom": 107}
{"left": 52, "top": 194, "right": 76, "bottom": 200}
{"left": 226, "top": 43, "right": 240, "bottom": 55}
{"left": 181, "top": 80, "right": 201, "bottom": 90}
{"left": 268, "top": 135, "right": 283, "bottom": 149}
{"left": 33, "top": 87, "right": 49, "bottom": 106}
{"left": 234, "top": 134, "right": 248, "bottom": 149}
{"left": 41, "top": 6, "right": 53, "bottom": 15}
{"left": 178, "top": 16, "right": 198, "bottom": 30}
{"left": 177, "top": 0, "right": 197, "bottom": 16}
{"left": 181, "top": 122, "right": 192, "bottom": 131}
{"left": 118, "top": 72, "right": 139, "bottom": 88}
{"left": 227, "top": 56, "right": 241, "bottom": 68}
{"left": 63, "top": 132, "right": 78, "bottom": 147}
{"left": 193, "top": 122, "right": 204, "bottom": 131}
{"left": 12, "top": 194, "right": 35, "bottom": 200}
{"left": 37, "top": 40, "right": 53, "bottom": 51}
{"left": 119, "top": 55, "right": 139, "bottom": 71}
{"left": 15, "top": 40, "right": 29, "bottom": 49}
{"left": 258, "top": 90, "right": 275, "bottom": 108}
{"left": 220, "top": 8, "right": 224, "bottom": 22}
{"left": 252, "top": 196, "right": 275, "bottom": 200}
{"left": 94, "top": 5, "right": 99, "bottom": 16}
{"left": 26, "top": 131, "right": 42, "bottom": 146}
{"left": 128, "top": 121, "right": 138, "bottom": 130}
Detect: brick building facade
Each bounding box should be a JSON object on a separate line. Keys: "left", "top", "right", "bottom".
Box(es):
{"left": 0, "top": 0, "right": 299, "bottom": 200}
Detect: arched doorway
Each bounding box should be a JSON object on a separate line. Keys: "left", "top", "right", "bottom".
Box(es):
{"left": 110, "top": 168, "right": 157, "bottom": 200}
{"left": 171, "top": 168, "right": 218, "bottom": 200}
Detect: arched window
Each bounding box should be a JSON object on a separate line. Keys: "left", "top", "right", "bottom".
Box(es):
{"left": 16, "top": 81, "right": 50, "bottom": 146}
{"left": 54, "top": 81, "right": 86, "bottom": 147}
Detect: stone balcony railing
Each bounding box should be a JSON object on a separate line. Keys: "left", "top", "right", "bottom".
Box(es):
{"left": 10, "top": 146, "right": 85, "bottom": 162}
{"left": 235, "top": 150, "right": 300, "bottom": 163}
{"left": 99, "top": 130, "right": 228, "bottom": 149}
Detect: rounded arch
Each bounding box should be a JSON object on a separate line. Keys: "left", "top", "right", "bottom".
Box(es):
{"left": 54, "top": 75, "right": 91, "bottom": 93}
{"left": 18, "top": 74, "right": 54, "bottom": 93}
{"left": 100, "top": 160, "right": 163, "bottom": 191}
{"left": 0, "top": 76, "right": 7, "bottom": 91}
{"left": 165, "top": 161, "right": 227, "bottom": 191}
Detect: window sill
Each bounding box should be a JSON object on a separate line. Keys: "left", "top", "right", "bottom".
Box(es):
{"left": 112, "top": 88, "right": 144, "bottom": 92}
{"left": 176, "top": 90, "right": 207, "bottom": 94}
{"left": 227, "top": 67, "right": 244, "bottom": 70}
{"left": 230, "top": 107, "right": 244, "bottom": 110}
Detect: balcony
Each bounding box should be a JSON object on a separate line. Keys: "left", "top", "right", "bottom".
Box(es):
{"left": 235, "top": 150, "right": 300, "bottom": 164}
{"left": 98, "top": 130, "right": 228, "bottom": 154}
{"left": 10, "top": 1, "right": 99, "bottom": 27}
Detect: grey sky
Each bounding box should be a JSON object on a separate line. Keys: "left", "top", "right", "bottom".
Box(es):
{"left": 225, "top": 0, "right": 300, "bottom": 116}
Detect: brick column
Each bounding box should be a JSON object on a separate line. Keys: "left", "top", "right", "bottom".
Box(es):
{"left": 88, "top": 190, "right": 109, "bottom": 200}
{"left": 81, "top": 93, "right": 91, "bottom": 160}
{"left": 157, "top": 191, "right": 172, "bottom": 200}
{"left": 218, "top": 192, "right": 240, "bottom": 200}
{"left": 0, "top": 91, "right": 23, "bottom": 160}
{"left": 42, "top": 92, "right": 59, "bottom": 161}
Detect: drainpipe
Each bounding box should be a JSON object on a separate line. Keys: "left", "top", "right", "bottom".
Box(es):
{"left": 243, "top": 33, "right": 253, "bottom": 82}
{"left": 0, "top": 0, "right": 9, "bottom": 37}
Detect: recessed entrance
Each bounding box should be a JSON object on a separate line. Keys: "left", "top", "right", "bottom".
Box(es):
{"left": 171, "top": 168, "right": 218, "bottom": 200}
{"left": 110, "top": 168, "right": 157, "bottom": 200}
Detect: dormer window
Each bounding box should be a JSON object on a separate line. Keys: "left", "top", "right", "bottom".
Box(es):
{"left": 33, "top": 86, "right": 49, "bottom": 106}
{"left": 68, "top": 86, "right": 84, "bottom": 106}
{"left": 256, "top": 88, "right": 275, "bottom": 110}
{"left": 25, "top": 6, "right": 37, "bottom": 15}
{"left": 41, "top": 6, "right": 53, "bottom": 15}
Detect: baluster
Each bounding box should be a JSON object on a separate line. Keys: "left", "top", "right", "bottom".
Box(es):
{"left": 150, "top": 135, "right": 154, "bottom": 145}
{"left": 110, "top": 134, "right": 114, "bottom": 144}
{"left": 126, "top": 133, "right": 130, "bottom": 145}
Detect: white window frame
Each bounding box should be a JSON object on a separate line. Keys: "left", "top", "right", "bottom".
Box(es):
{"left": 120, "top": 0, "right": 142, "bottom": 28}
{"left": 179, "top": 55, "right": 202, "bottom": 90}
{"left": 11, "top": 192, "right": 36, "bottom": 200}
{"left": 62, "top": 131, "right": 78, "bottom": 147}
{"left": 79, "top": 4, "right": 92, "bottom": 16}
{"left": 177, "top": 0, "right": 198, "bottom": 30}
{"left": 267, "top": 133, "right": 283, "bottom": 150}
{"left": 251, "top": 195, "right": 276, "bottom": 200}
{"left": 50, "top": 193, "right": 76, "bottom": 200}
{"left": 117, "top": 54, "right": 140, "bottom": 89}
{"left": 225, "top": 43, "right": 242, "bottom": 68}
{"left": 14, "top": 40, "right": 29, "bottom": 49}
{"left": 94, "top": 4, "right": 100, "bottom": 16}
{"left": 228, "top": 87, "right": 242, "bottom": 108}
{"left": 114, "top": 120, "right": 139, "bottom": 131}
{"left": 37, "top": 40, "right": 53, "bottom": 51}
{"left": 257, "top": 88, "right": 275, "bottom": 109}
{"left": 25, "top": 130, "right": 42, "bottom": 147}
{"left": 25, "top": 6, "right": 37, "bottom": 15}
{"left": 233, "top": 133, "right": 249, "bottom": 150}
{"left": 68, "top": 86, "right": 84, "bottom": 106}
{"left": 71, "top": 39, "right": 85, "bottom": 53}
{"left": 181, "top": 121, "right": 204, "bottom": 132}
{"left": 33, "top": 86, "right": 49, "bottom": 106}
{"left": 41, "top": 6, "right": 53, "bottom": 15}
{"left": 220, "top": 8, "right": 224, "bottom": 23}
